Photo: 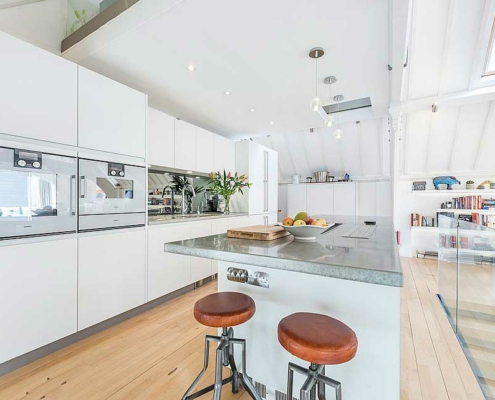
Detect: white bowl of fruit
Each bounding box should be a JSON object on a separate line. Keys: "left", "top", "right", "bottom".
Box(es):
{"left": 279, "top": 212, "right": 333, "bottom": 241}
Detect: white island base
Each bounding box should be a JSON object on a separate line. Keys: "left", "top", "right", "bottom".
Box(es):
{"left": 217, "top": 261, "right": 400, "bottom": 400}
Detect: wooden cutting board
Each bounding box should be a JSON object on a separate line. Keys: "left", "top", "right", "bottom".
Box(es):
{"left": 227, "top": 225, "right": 290, "bottom": 241}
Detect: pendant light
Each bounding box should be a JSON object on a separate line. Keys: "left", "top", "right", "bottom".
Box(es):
{"left": 309, "top": 47, "right": 324, "bottom": 112}
{"left": 333, "top": 95, "right": 344, "bottom": 139}
{"left": 324, "top": 76, "right": 337, "bottom": 127}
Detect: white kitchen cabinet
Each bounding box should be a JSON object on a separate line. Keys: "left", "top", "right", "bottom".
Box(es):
{"left": 175, "top": 119, "right": 197, "bottom": 171}
{"left": 376, "top": 181, "right": 392, "bottom": 216}
{"left": 190, "top": 221, "right": 212, "bottom": 282}
{"left": 147, "top": 223, "right": 191, "bottom": 301}
{"left": 249, "top": 213, "right": 277, "bottom": 226}
{"left": 196, "top": 127, "right": 214, "bottom": 174}
{"left": 334, "top": 183, "right": 357, "bottom": 215}
{"left": 307, "top": 184, "right": 334, "bottom": 216}
{"left": 214, "top": 134, "right": 235, "bottom": 173}
{"left": 147, "top": 107, "right": 175, "bottom": 168}
{"left": 267, "top": 150, "right": 279, "bottom": 213}
{"left": 287, "top": 184, "right": 307, "bottom": 218}
{"left": 78, "top": 230, "right": 146, "bottom": 330}
{"left": 358, "top": 182, "right": 377, "bottom": 216}
{"left": 267, "top": 212, "right": 278, "bottom": 224}
{"left": 228, "top": 216, "right": 251, "bottom": 229}
{"left": 78, "top": 66, "right": 146, "bottom": 158}
{"left": 0, "top": 32, "right": 77, "bottom": 145}
{"left": 234, "top": 141, "right": 278, "bottom": 216}
{"left": 0, "top": 239, "right": 77, "bottom": 364}
{"left": 211, "top": 218, "right": 229, "bottom": 234}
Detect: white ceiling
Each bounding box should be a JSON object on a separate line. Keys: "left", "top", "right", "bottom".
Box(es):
{"left": 398, "top": 0, "right": 495, "bottom": 177}
{"left": 68, "top": 0, "right": 391, "bottom": 139}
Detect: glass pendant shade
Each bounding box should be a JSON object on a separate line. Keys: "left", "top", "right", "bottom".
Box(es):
{"left": 310, "top": 97, "right": 322, "bottom": 112}
{"left": 326, "top": 115, "right": 334, "bottom": 127}
{"left": 334, "top": 129, "right": 343, "bottom": 139}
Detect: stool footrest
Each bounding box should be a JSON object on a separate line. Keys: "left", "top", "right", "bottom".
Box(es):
{"left": 183, "top": 376, "right": 233, "bottom": 400}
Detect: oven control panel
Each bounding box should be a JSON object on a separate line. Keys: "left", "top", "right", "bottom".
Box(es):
{"left": 14, "top": 149, "right": 42, "bottom": 169}
{"left": 108, "top": 162, "right": 125, "bottom": 177}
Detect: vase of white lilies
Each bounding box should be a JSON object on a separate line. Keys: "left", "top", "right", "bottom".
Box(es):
{"left": 208, "top": 170, "right": 252, "bottom": 214}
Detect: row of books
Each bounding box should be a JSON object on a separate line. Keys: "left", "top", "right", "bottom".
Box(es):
{"left": 472, "top": 213, "right": 495, "bottom": 229}
{"left": 440, "top": 234, "right": 469, "bottom": 249}
{"left": 451, "top": 196, "right": 484, "bottom": 210}
{"left": 411, "top": 214, "right": 435, "bottom": 227}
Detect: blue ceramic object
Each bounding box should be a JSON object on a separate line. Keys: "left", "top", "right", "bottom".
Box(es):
{"left": 433, "top": 176, "right": 461, "bottom": 190}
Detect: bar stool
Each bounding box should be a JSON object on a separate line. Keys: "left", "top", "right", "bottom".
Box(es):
{"left": 278, "top": 312, "right": 358, "bottom": 400}
{"left": 182, "top": 292, "right": 262, "bottom": 400}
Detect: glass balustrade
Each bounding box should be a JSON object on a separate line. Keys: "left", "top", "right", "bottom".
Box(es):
{"left": 438, "top": 215, "right": 495, "bottom": 399}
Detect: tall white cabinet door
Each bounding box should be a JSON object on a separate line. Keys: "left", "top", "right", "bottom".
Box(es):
{"left": 358, "top": 182, "right": 377, "bottom": 216}
{"left": 78, "top": 67, "right": 146, "bottom": 158}
{"left": 147, "top": 107, "right": 175, "bottom": 168}
{"left": 0, "top": 32, "right": 77, "bottom": 145}
{"left": 376, "top": 181, "right": 392, "bottom": 216}
{"left": 267, "top": 149, "right": 279, "bottom": 213}
{"left": 228, "top": 217, "right": 250, "bottom": 229}
{"left": 78, "top": 230, "right": 146, "bottom": 330}
{"left": 249, "top": 214, "right": 266, "bottom": 226}
{"left": 190, "top": 221, "right": 212, "bottom": 282}
{"left": 307, "top": 185, "right": 334, "bottom": 216}
{"left": 196, "top": 128, "right": 214, "bottom": 173}
{"left": 267, "top": 213, "right": 278, "bottom": 224}
{"left": 214, "top": 134, "right": 235, "bottom": 173}
{"left": 334, "top": 183, "right": 357, "bottom": 216}
{"left": 147, "top": 224, "right": 191, "bottom": 301}
{"left": 175, "top": 120, "right": 197, "bottom": 171}
{"left": 287, "top": 185, "right": 307, "bottom": 218}
{"left": 248, "top": 143, "right": 266, "bottom": 215}
{"left": 0, "top": 239, "right": 77, "bottom": 364}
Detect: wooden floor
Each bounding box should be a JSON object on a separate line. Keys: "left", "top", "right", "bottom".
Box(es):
{"left": 0, "top": 258, "right": 487, "bottom": 400}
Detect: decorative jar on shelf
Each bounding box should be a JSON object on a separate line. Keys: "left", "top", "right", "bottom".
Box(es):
{"left": 466, "top": 181, "right": 475, "bottom": 190}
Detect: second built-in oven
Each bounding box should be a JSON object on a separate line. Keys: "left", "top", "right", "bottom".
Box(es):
{"left": 78, "top": 158, "right": 146, "bottom": 232}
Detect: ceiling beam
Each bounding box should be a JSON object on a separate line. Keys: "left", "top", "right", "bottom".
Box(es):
{"left": 437, "top": 0, "right": 456, "bottom": 95}
{"left": 448, "top": 107, "right": 463, "bottom": 172}
{"left": 474, "top": 100, "right": 494, "bottom": 170}
{"left": 392, "top": 85, "right": 495, "bottom": 115}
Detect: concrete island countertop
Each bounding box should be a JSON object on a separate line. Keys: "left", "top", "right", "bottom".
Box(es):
{"left": 148, "top": 212, "right": 248, "bottom": 225}
{"left": 164, "top": 215, "right": 403, "bottom": 287}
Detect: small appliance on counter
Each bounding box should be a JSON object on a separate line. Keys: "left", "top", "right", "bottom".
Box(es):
{"left": 202, "top": 190, "right": 224, "bottom": 213}
{"left": 0, "top": 146, "right": 77, "bottom": 240}
{"left": 79, "top": 158, "right": 146, "bottom": 231}
{"left": 313, "top": 171, "right": 327, "bottom": 182}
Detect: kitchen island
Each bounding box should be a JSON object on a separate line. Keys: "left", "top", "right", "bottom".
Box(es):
{"left": 164, "top": 215, "right": 402, "bottom": 400}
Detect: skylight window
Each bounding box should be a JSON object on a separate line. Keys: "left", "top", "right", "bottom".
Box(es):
{"left": 483, "top": 18, "right": 495, "bottom": 76}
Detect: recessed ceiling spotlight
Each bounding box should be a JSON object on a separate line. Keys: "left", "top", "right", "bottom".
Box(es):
{"left": 269, "top": 121, "right": 274, "bottom": 125}
{"left": 187, "top": 65, "right": 196, "bottom": 71}
{"left": 250, "top": 109, "right": 255, "bottom": 113}
{"left": 224, "top": 91, "right": 231, "bottom": 95}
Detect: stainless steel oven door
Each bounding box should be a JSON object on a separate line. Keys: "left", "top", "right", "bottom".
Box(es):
{"left": 0, "top": 147, "right": 77, "bottom": 239}
{"left": 78, "top": 158, "right": 146, "bottom": 231}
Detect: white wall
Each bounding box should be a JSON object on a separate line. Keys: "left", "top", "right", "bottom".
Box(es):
{"left": 0, "top": 0, "right": 66, "bottom": 54}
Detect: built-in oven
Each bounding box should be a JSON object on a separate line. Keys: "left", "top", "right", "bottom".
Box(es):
{"left": 78, "top": 158, "right": 146, "bottom": 231}
{"left": 0, "top": 146, "right": 77, "bottom": 240}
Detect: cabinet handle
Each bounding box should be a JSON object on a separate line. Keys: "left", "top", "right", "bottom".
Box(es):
{"left": 80, "top": 176, "right": 86, "bottom": 199}
{"left": 70, "top": 175, "right": 76, "bottom": 215}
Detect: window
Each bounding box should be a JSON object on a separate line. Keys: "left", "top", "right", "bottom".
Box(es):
{"left": 483, "top": 18, "right": 495, "bottom": 76}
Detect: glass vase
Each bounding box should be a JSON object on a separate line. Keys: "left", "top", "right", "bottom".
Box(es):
{"left": 223, "top": 194, "right": 231, "bottom": 215}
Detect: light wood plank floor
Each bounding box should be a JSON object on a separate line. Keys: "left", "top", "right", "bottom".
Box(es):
{"left": 0, "top": 258, "right": 487, "bottom": 400}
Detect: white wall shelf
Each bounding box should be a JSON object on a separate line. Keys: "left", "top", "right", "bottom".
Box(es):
{"left": 412, "top": 189, "right": 495, "bottom": 195}
{"left": 411, "top": 226, "right": 439, "bottom": 232}
{"left": 436, "top": 209, "right": 495, "bottom": 215}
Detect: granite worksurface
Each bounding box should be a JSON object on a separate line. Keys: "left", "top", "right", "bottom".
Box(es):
{"left": 148, "top": 212, "right": 248, "bottom": 225}
{"left": 164, "top": 215, "right": 403, "bottom": 287}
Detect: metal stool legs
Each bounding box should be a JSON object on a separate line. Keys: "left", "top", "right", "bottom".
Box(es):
{"left": 287, "top": 362, "right": 342, "bottom": 400}
{"left": 182, "top": 328, "right": 262, "bottom": 400}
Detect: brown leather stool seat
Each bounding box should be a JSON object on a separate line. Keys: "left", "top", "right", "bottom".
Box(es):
{"left": 194, "top": 292, "right": 256, "bottom": 328}
{"left": 278, "top": 312, "right": 358, "bottom": 365}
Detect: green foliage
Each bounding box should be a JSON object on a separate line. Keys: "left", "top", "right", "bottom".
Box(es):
{"left": 207, "top": 170, "right": 252, "bottom": 199}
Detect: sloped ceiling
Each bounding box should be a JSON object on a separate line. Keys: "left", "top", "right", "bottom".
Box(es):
{"left": 253, "top": 117, "right": 390, "bottom": 182}
{"left": 399, "top": 0, "right": 495, "bottom": 176}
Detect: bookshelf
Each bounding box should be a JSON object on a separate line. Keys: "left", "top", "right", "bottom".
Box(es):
{"left": 435, "top": 209, "right": 495, "bottom": 215}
